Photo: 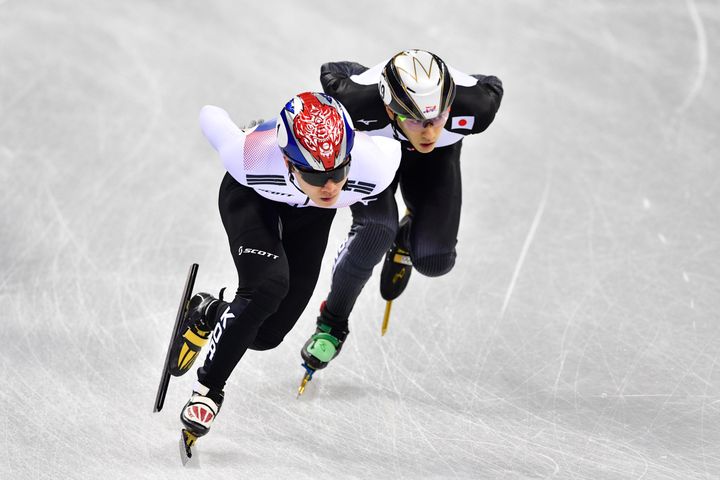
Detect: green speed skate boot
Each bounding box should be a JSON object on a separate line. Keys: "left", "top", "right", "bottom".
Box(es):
{"left": 297, "top": 302, "right": 349, "bottom": 396}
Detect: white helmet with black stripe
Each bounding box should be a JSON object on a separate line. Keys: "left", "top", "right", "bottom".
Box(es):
{"left": 378, "top": 50, "right": 456, "bottom": 120}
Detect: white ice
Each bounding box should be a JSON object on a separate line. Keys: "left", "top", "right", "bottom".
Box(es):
{"left": 1, "top": 1, "right": 719, "bottom": 479}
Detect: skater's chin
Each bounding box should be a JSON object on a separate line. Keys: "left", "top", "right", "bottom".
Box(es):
{"left": 315, "top": 194, "right": 339, "bottom": 206}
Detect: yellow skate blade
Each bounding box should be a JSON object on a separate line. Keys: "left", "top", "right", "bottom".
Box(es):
{"left": 179, "top": 429, "right": 199, "bottom": 467}
{"left": 297, "top": 372, "right": 314, "bottom": 398}
{"left": 381, "top": 301, "right": 392, "bottom": 336}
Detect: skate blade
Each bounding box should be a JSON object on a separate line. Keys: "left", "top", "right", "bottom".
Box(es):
{"left": 381, "top": 301, "right": 392, "bottom": 336}
{"left": 179, "top": 429, "right": 200, "bottom": 467}
{"left": 296, "top": 365, "right": 315, "bottom": 398}
{"left": 154, "top": 263, "right": 199, "bottom": 413}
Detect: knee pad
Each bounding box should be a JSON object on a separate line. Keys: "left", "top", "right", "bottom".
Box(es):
{"left": 413, "top": 251, "right": 456, "bottom": 277}
{"left": 248, "top": 333, "right": 283, "bottom": 351}
{"left": 242, "top": 274, "right": 290, "bottom": 323}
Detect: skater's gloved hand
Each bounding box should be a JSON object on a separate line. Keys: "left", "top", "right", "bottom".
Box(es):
{"left": 240, "top": 119, "right": 264, "bottom": 130}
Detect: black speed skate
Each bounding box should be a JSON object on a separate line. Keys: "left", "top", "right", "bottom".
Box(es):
{"left": 380, "top": 214, "right": 413, "bottom": 301}
{"left": 168, "top": 290, "right": 225, "bottom": 377}
{"left": 379, "top": 215, "right": 412, "bottom": 335}
{"left": 297, "top": 302, "right": 349, "bottom": 397}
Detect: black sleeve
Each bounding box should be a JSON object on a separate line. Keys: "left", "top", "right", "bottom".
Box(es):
{"left": 320, "top": 61, "right": 368, "bottom": 90}
{"left": 449, "top": 74, "right": 504, "bottom": 135}
{"left": 319, "top": 61, "right": 389, "bottom": 130}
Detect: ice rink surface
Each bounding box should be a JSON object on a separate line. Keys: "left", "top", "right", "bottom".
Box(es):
{"left": 2, "top": 1, "right": 719, "bottom": 478}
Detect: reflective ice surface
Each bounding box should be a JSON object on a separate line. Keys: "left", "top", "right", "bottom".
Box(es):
{"left": 1, "top": 1, "right": 719, "bottom": 478}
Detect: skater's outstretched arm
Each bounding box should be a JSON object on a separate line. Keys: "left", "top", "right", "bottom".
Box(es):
{"left": 199, "top": 105, "right": 249, "bottom": 184}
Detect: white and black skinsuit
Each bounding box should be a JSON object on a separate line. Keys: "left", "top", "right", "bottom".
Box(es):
{"left": 195, "top": 105, "right": 400, "bottom": 390}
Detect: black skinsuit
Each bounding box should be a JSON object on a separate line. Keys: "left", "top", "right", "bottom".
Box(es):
{"left": 319, "top": 60, "right": 504, "bottom": 319}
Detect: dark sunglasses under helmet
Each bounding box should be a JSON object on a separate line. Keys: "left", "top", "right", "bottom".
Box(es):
{"left": 291, "top": 156, "right": 351, "bottom": 187}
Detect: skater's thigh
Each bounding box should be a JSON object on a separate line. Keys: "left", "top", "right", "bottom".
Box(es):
{"left": 252, "top": 206, "right": 335, "bottom": 348}
{"left": 399, "top": 142, "right": 462, "bottom": 251}
{"left": 349, "top": 184, "right": 399, "bottom": 228}
{"left": 218, "top": 174, "right": 287, "bottom": 286}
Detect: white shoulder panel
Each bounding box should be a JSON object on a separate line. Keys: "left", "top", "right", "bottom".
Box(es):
{"left": 349, "top": 59, "right": 389, "bottom": 85}
{"left": 447, "top": 65, "right": 479, "bottom": 87}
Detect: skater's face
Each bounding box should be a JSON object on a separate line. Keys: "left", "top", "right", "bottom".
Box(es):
{"left": 386, "top": 106, "right": 449, "bottom": 153}
{"left": 296, "top": 173, "right": 346, "bottom": 206}
{"left": 286, "top": 158, "right": 348, "bottom": 207}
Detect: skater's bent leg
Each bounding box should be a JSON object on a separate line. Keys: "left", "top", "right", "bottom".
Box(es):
{"left": 197, "top": 176, "right": 290, "bottom": 390}
{"left": 198, "top": 270, "right": 290, "bottom": 390}
{"left": 410, "top": 250, "right": 457, "bottom": 277}
{"left": 249, "top": 272, "right": 315, "bottom": 351}
{"left": 399, "top": 142, "right": 462, "bottom": 277}
{"left": 252, "top": 206, "right": 336, "bottom": 350}
{"left": 250, "top": 271, "right": 319, "bottom": 351}
{"left": 325, "top": 188, "right": 398, "bottom": 318}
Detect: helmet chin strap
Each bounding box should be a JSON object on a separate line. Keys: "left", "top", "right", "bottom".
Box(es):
{"left": 387, "top": 113, "right": 406, "bottom": 142}
{"left": 285, "top": 164, "right": 305, "bottom": 195}
{"left": 390, "top": 121, "right": 401, "bottom": 141}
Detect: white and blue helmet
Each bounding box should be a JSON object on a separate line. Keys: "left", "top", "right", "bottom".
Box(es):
{"left": 276, "top": 92, "right": 355, "bottom": 171}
